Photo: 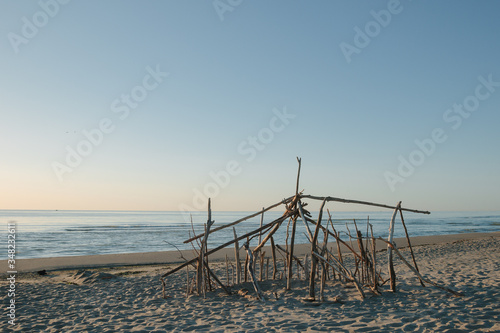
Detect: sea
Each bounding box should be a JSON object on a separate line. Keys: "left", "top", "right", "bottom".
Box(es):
{"left": 1, "top": 210, "right": 499, "bottom": 259}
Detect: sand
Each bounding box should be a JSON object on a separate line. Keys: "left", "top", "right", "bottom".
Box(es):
{"left": 1, "top": 232, "right": 499, "bottom": 332}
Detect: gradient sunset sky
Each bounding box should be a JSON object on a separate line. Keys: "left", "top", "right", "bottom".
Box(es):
{"left": 1, "top": 0, "right": 499, "bottom": 212}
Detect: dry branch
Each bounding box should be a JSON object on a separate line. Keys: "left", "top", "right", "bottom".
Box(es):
{"left": 387, "top": 202, "right": 401, "bottom": 292}
{"left": 184, "top": 196, "right": 295, "bottom": 244}
{"left": 244, "top": 241, "right": 265, "bottom": 301}
{"left": 301, "top": 195, "right": 429, "bottom": 215}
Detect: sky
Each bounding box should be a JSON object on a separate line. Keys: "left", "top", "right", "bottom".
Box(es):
{"left": 1, "top": 0, "right": 499, "bottom": 213}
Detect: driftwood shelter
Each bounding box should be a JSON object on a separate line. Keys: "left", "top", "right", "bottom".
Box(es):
{"left": 160, "top": 158, "right": 462, "bottom": 301}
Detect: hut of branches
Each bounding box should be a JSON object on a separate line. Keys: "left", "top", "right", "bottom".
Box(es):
{"left": 160, "top": 159, "right": 462, "bottom": 301}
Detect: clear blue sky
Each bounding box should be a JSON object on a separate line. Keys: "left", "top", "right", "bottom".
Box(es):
{"left": 1, "top": 0, "right": 499, "bottom": 212}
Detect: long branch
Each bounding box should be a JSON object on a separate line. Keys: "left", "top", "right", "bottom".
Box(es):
{"left": 162, "top": 211, "right": 295, "bottom": 279}
{"left": 300, "top": 195, "right": 430, "bottom": 215}
{"left": 183, "top": 195, "right": 295, "bottom": 244}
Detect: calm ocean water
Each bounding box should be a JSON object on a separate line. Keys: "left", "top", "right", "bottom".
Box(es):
{"left": 1, "top": 210, "right": 499, "bottom": 259}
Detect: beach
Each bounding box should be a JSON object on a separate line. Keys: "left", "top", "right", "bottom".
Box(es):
{"left": 2, "top": 232, "right": 499, "bottom": 332}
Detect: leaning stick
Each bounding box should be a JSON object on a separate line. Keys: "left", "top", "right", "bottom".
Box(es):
{"left": 275, "top": 244, "right": 305, "bottom": 269}
{"left": 298, "top": 200, "right": 313, "bottom": 242}
{"left": 287, "top": 215, "right": 298, "bottom": 290}
{"left": 370, "top": 224, "right": 378, "bottom": 291}
{"left": 197, "top": 199, "right": 214, "bottom": 296}
{"left": 253, "top": 214, "right": 289, "bottom": 253}
{"left": 184, "top": 196, "right": 295, "bottom": 244}
{"left": 203, "top": 260, "right": 231, "bottom": 295}
{"left": 295, "top": 157, "right": 302, "bottom": 195}
{"left": 162, "top": 211, "right": 294, "bottom": 279}
{"left": 244, "top": 241, "right": 265, "bottom": 301}
{"left": 399, "top": 209, "right": 424, "bottom": 287}
{"left": 309, "top": 198, "right": 327, "bottom": 300}
{"left": 233, "top": 227, "right": 241, "bottom": 284}
{"left": 387, "top": 202, "right": 401, "bottom": 292}
{"left": 377, "top": 238, "right": 463, "bottom": 297}
{"left": 270, "top": 236, "right": 277, "bottom": 280}
{"left": 305, "top": 215, "right": 363, "bottom": 261}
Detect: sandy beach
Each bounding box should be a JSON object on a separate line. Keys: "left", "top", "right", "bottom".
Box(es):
{"left": 2, "top": 232, "right": 499, "bottom": 332}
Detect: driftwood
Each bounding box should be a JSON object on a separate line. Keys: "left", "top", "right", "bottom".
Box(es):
{"left": 399, "top": 209, "right": 424, "bottom": 287}
{"left": 308, "top": 198, "right": 327, "bottom": 300}
{"left": 370, "top": 224, "right": 378, "bottom": 292}
{"left": 275, "top": 244, "right": 305, "bottom": 270}
{"left": 233, "top": 227, "right": 241, "bottom": 284}
{"left": 197, "top": 199, "right": 214, "bottom": 296}
{"left": 287, "top": 215, "right": 298, "bottom": 290}
{"left": 297, "top": 200, "right": 313, "bottom": 242}
{"left": 387, "top": 202, "right": 401, "bottom": 292}
{"left": 270, "top": 236, "right": 277, "bottom": 279}
{"left": 244, "top": 241, "right": 265, "bottom": 301}
{"left": 301, "top": 195, "right": 430, "bottom": 215}
{"left": 160, "top": 157, "right": 440, "bottom": 303}
{"left": 184, "top": 196, "right": 296, "bottom": 244}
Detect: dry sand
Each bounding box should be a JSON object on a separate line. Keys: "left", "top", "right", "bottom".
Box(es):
{"left": 1, "top": 232, "right": 499, "bottom": 332}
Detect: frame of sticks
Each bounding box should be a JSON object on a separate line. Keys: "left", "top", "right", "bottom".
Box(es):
{"left": 160, "top": 158, "right": 462, "bottom": 301}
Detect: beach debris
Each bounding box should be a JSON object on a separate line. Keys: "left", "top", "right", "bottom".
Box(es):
{"left": 160, "top": 158, "right": 461, "bottom": 303}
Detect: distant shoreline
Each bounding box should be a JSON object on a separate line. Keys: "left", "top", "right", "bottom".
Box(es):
{"left": 6, "top": 231, "right": 499, "bottom": 273}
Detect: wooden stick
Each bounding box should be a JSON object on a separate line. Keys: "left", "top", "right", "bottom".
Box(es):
{"left": 270, "top": 236, "right": 277, "bottom": 280}
{"left": 320, "top": 264, "right": 326, "bottom": 302}
{"left": 243, "top": 241, "right": 264, "bottom": 301}
{"left": 161, "top": 278, "right": 166, "bottom": 299}
{"left": 399, "top": 209, "right": 424, "bottom": 287}
{"left": 309, "top": 198, "right": 327, "bottom": 300}
{"left": 258, "top": 207, "right": 264, "bottom": 245}
{"left": 275, "top": 244, "right": 305, "bottom": 270}
{"left": 186, "top": 265, "right": 190, "bottom": 296}
{"left": 203, "top": 260, "right": 231, "bottom": 295}
{"left": 287, "top": 215, "right": 298, "bottom": 290}
{"left": 304, "top": 254, "right": 309, "bottom": 282}
{"left": 225, "top": 254, "right": 230, "bottom": 286}
{"left": 387, "top": 202, "right": 401, "bottom": 292}
{"left": 244, "top": 237, "right": 249, "bottom": 283}
{"left": 253, "top": 214, "right": 288, "bottom": 254}
{"left": 295, "top": 157, "right": 302, "bottom": 195}
{"left": 184, "top": 196, "right": 295, "bottom": 244}
{"left": 327, "top": 212, "right": 344, "bottom": 282}
{"left": 296, "top": 258, "right": 301, "bottom": 280}
{"left": 233, "top": 227, "right": 241, "bottom": 285}
{"left": 266, "top": 258, "right": 269, "bottom": 280}
{"left": 377, "top": 238, "right": 463, "bottom": 297}
{"left": 300, "top": 195, "right": 430, "bottom": 215}
{"left": 259, "top": 252, "right": 266, "bottom": 281}
{"left": 297, "top": 200, "right": 313, "bottom": 242}
{"left": 356, "top": 230, "right": 367, "bottom": 284}
{"left": 370, "top": 224, "right": 378, "bottom": 292}
{"left": 197, "top": 199, "right": 214, "bottom": 296}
